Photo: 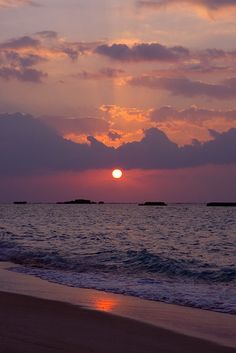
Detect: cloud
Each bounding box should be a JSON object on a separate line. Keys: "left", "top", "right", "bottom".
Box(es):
{"left": 0, "top": 32, "right": 98, "bottom": 83}
{"left": 148, "top": 105, "right": 236, "bottom": 145}
{"left": 150, "top": 106, "right": 236, "bottom": 123}
{"left": 0, "top": 113, "right": 235, "bottom": 176}
{"left": 108, "top": 131, "right": 122, "bottom": 141}
{"left": 0, "top": 36, "right": 40, "bottom": 50}
{"left": 98, "top": 104, "right": 236, "bottom": 147}
{"left": 136, "top": 0, "right": 236, "bottom": 17}
{"left": 40, "top": 109, "right": 144, "bottom": 147}
{"left": 118, "top": 127, "right": 236, "bottom": 169}
{"left": 95, "top": 43, "right": 189, "bottom": 62}
{"left": 0, "top": 0, "right": 38, "bottom": 8}
{"left": 0, "top": 33, "right": 93, "bottom": 59}
{"left": 0, "top": 113, "right": 114, "bottom": 175}
{"left": 1, "top": 34, "right": 236, "bottom": 85}
{"left": 74, "top": 67, "right": 125, "bottom": 80}
{"left": 128, "top": 76, "right": 236, "bottom": 99}
{"left": 0, "top": 67, "right": 47, "bottom": 82}
{"left": 94, "top": 42, "right": 236, "bottom": 78}
{"left": 40, "top": 116, "right": 110, "bottom": 135}
{"left": 100, "top": 104, "right": 149, "bottom": 136}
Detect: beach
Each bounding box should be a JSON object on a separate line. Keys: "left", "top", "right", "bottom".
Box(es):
{"left": 0, "top": 262, "right": 236, "bottom": 353}
{"left": 1, "top": 291, "right": 236, "bottom": 353}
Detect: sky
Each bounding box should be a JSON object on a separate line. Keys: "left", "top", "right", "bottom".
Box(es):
{"left": 0, "top": 0, "right": 236, "bottom": 202}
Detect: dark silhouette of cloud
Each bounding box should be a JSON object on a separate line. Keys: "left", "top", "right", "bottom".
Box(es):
{"left": 0, "top": 113, "right": 114, "bottom": 175}
{"left": 95, "top": 43, "right": 189, "bottom": 62}
{"left": 0, "top": 113, "right": 235, "bottom": 176}
{"left": 118, "top": 127, "right": 236, "bottom": 169}
{"left": 129, "top": 76, "right": 236, "bottom": 99}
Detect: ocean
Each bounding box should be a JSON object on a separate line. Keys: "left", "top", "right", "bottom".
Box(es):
{"left": 0, "top": 204, "right": 235, "bottom": 314}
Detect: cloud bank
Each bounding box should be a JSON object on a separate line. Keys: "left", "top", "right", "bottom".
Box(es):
{"left": 128, "top": 76, "right": 236, "bottom": 99}
{"left": 0, "top": 113, "right": 235, "bottom": 176}
{"left": 95, "top": 43, "right": 189, "bottom": 62}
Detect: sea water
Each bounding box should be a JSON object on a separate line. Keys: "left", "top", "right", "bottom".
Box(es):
{"left": 0, "top": 204, "right": 235, "bottom": 314}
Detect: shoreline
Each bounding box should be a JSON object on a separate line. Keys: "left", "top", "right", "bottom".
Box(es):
{"left": 1, "top": 291, "right": 236, "bottom": 353}
{"left": 0, "top": 261, "right": 236, "bottom": 350}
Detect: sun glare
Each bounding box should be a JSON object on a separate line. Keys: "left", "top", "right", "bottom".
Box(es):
{"left": 112, "top": 169, "right": 123, "bottom": 179}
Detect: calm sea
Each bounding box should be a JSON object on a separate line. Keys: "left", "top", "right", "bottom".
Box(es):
{"left": 0, "top": 204, "right": 235, "bottom": 314}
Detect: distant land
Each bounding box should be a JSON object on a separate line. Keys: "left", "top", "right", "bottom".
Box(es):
{"left": 139, "top": 202, "right": 167, "bottom": 206}
{"left": 10, "top": 201, "right": 236, "bottom": 207}
{"left": 207, "top": 202, "right": 236, "bottom": 207}
{"left": 13, "top": 201, "right": 28, "bottom": 205}
{"left": 57, "top": 199, "right": 97, "bottom": 205}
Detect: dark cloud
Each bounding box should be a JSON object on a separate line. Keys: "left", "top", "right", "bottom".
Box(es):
{"left": 118, "top": 127, "right": 236, "bottom": 169}
{"left": 0, "top": 36, "right": 40, "bottom": 50}
{"left": 0, "top": 67, "right": 47, "bottom": 82}
{"left": 94, "top": 42, "right": 236, "bottom": 76}
{"left": 95, "top": 43, "right": 189, "bottom": 62}
{"left": 0, "top": 49, "right": 47, "bottom": 82}
{"left": 137, "top": 0, "right": 236, "bottom": 11}
{"left": 128, "top": 76, "right": 236, "bottom": 99}
{"left": 0, "top": 113, "right": 235, "bottom": 176}
{"left": 4, "top": 51, "right": 46, "bottom": 67}
{"left": 0, "top": 113, "right": 114, "bottom": 175}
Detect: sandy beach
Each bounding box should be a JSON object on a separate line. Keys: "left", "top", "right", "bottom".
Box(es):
{"left": 0, "top": 263, "right": 236, "bottom": 353}
{"left": 1, "top": 290, "right": 236, "bottom": 353}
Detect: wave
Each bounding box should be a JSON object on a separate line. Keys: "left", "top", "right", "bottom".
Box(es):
{"left": 11, "top": 265, "right": 236, "bottom": 315}
{"left": 0, "top": 238, "right": 235, "bottom": 283}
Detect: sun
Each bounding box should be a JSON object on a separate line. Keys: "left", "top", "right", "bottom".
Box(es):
{"left": 112, "top": 169, "right": 123, "bottom": 179}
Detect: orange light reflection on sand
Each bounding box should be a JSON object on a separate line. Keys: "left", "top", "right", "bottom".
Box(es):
{"left": 95, "top": 298, "right": 118, "bottom": 313}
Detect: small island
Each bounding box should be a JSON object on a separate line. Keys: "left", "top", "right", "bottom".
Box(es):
{"left": 57, "top": 199, "right": 97, "bottom": 205}
{"left": 13, "top": 201, "right": 28, "bottom": 205}
{"left": 207, "top": 202, "right": 236, "bottom": 207}
{"left": 139, "top": 201, "right": 167, "bottom": 206}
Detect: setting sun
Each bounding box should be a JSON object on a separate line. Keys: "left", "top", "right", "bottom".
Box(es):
{"left": 112, "top": 169, "right": 123, "bottom": 179}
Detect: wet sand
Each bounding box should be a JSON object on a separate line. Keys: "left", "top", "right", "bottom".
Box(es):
{"left": 1, "top": 291, "right": 236, "bottom": 353}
